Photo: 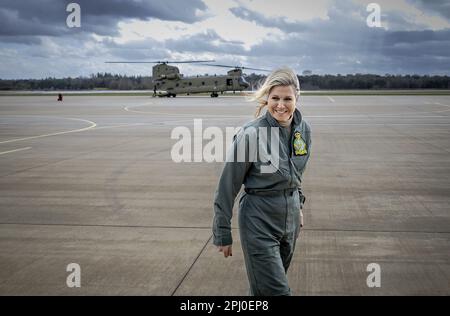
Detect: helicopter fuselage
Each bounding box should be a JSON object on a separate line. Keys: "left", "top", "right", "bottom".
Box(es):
{"left": 105, "top": 61, "right": 254, "bottom": 97}
{"left": 151, "top": 64, "right": 249, "bottom": 97}
{"left": 153, "top": 74, "right": 249, "bottom": 97}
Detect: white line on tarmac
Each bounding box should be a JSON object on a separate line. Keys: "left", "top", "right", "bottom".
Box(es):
{"left": 0, "top": 118, "right": 97, "bottom": 144}
{"left": 327, "top": 96, "right": 335, "bottom": 103}
{"left": 93, "top": 121, "right": 198, "bottom": 129}
{"left": 92, "top": 123, "right": 147, "bottom": 130}
{"left": 0, "top": 147, "right": 31, "bottom": 156}
{"left": 124, "top": 105, "right": 250, "bottom": 118}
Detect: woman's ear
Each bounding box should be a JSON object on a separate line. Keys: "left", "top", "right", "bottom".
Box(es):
{"left": 295, "top": 93, "right": 301, "bottom": 106}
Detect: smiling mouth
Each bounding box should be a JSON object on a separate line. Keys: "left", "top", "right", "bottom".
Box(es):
{"left": 275, "top": 110, "right": 288, "bottom": 114}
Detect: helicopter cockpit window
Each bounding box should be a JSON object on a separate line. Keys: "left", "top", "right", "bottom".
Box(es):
{"left": 238, "top": 77, "right": 248, "bottom": 85}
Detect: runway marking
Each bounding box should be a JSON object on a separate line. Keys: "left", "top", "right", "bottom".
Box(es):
{"left": 0, "top": 222, "right": 448, "bottom": 235}
{"left": 327, "top": 96, "right": 335, "bottom": 103}
{"left": 124, "top": 104, "right": 251, "bottom": 118}
{"left": 0, "top": 118, "right": 97, "bottom": 144}
{"left": 0, "top": 147, "right": 31, "bottom": 156}
{"left": 93, "top": 123, "right": 146, "bottom": 130}
{"left": 434, "top": 102, "right": 450, "bottom": 107}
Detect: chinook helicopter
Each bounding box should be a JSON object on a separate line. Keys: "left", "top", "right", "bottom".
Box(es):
{"left": 105, "top": 60, "right": 268, "bottom": 97}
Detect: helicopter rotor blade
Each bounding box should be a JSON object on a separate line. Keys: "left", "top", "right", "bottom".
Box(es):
{"left": 167, "top": 60, "right": 215, "bottom": 64}
{"left": 240, "top": 66, "right": 271, "bottom": 72}
{"left": 105, "top": 62, "right": 159, "bottom": 64}
{"left": 200, "top": 64, "right": 270, "bottom": 72}
{"left": 105, "top": 60, "right": 215, "bottom": 64}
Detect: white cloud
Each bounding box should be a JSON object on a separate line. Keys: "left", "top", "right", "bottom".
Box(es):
{"left": 237, "top": 0, "right": 332, "bottom": 22}
{"left": 114, "top": 0, "right": 283, "bottom": 49}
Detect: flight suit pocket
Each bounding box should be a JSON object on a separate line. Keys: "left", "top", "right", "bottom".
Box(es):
{"left": 292, "top": 155, "right": 308, "bottom": 172}
{"left": 247, "top": 247, "right": 291, "bottom": 296}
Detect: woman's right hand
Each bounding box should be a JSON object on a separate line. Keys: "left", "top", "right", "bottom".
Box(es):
{"left": 217, "top": 245, "right": 233, "bottom": 258}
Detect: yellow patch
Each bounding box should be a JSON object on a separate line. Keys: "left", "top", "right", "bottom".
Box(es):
{"left": 293, "top": 132, "right": 308, "bottom": 156}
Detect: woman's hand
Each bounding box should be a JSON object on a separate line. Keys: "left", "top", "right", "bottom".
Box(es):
{"left": 217, "top": 245, "right": 233, "bottom": 258}
{"left": 300, "top": 209, "right": 304, "bottom": 228}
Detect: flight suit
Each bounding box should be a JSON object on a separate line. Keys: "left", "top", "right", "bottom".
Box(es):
{"left": 212, "top": 108, "right": 312, "bottom": 296}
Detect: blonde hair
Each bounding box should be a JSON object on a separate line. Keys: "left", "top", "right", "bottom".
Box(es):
{"left": 250, "top": 67, "right": 300, "bottom": 118}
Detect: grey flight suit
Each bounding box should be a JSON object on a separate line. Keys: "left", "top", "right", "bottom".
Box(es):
{"left": 212, "top": 108, "right": 312, "bottom": 296}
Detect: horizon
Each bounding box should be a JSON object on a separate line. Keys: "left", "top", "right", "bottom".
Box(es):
{"left": 1, "top": 72, "right": 450, "bottom": 82}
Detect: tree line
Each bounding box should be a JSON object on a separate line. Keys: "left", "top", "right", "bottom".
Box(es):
{"left": 0, "top": 72, "right": 449, "bottom": 90}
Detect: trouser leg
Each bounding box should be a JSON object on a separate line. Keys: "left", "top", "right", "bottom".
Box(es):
{"left": 240, "top": 239, "right": 291, "bottom": 296}
{"left": 238, "top": 195, "right": 291, "bottom": 296}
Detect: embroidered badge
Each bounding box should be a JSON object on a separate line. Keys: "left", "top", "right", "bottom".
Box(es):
{"left": 293, "top": 132, "right": 308, "bottom": 156}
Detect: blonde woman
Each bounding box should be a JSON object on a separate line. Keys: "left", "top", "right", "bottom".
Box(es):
{"left": 212, "top": 68, "right": 312, "bottom": 296}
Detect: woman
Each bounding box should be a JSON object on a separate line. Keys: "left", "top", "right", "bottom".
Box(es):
{"left": 212, "top": 68, "right": 312, "bottom": 296}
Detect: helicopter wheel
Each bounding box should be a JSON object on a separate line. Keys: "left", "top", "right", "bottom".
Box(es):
{"left": 211, "top": 93, "right": 219, "bottom": 98}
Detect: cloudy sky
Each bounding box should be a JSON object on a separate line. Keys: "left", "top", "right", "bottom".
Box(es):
{"left": 0, "top": 0, "right": 449, "bottom": 79}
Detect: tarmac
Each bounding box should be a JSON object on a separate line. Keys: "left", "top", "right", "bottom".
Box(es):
{"left": 0, "top": 94, "right": 449, "bottom": 295}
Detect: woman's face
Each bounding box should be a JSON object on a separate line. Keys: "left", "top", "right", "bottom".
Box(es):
{"left": 267, "top": 85, "right": 297, "bottom": 123}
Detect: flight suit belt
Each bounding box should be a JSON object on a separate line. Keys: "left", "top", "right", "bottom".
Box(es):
{"left": 244, "top": 188, "right": 297, "bottom": 197}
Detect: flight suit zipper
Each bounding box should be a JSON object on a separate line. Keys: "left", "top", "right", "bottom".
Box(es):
{"left": 285, "top": 127, "right": 295, "bottom": 234}
{"left": 288, "top": 127, "right": 295, "bottom": 188}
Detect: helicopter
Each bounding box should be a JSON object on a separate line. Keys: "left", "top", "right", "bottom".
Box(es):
{"left": 105, "top": 60, "right": 269, "bottom": 97}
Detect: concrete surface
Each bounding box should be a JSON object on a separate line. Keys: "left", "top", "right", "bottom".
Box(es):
{"left": 0, "top": 95, "right": 449, "bottom": 295}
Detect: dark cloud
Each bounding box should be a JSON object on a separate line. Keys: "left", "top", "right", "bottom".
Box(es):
{"left": 0, "top": 0, "right": 207, "bottom": 37}
{"left": 101, "top": 37, "right": 170, "bottom": 60}
{"left": 229, "top": 7, "right": 310, "bottom": 33}
{"left": 237, "top": 2, "right": 450, "bottom": 74}
{"left": 0, "top": 7, "right": 67, "bottom": 36}
{"left": 407, "top": 0, "right": 450, "bottom": 20}
{"left": 165, "top": 29, "right": 246, "bottom": 55}
{"left": 383, "top": 29, "right": 450, "bottom": 45}
{"left": 0, "top": 33, "right": 42, "bottom": 45}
